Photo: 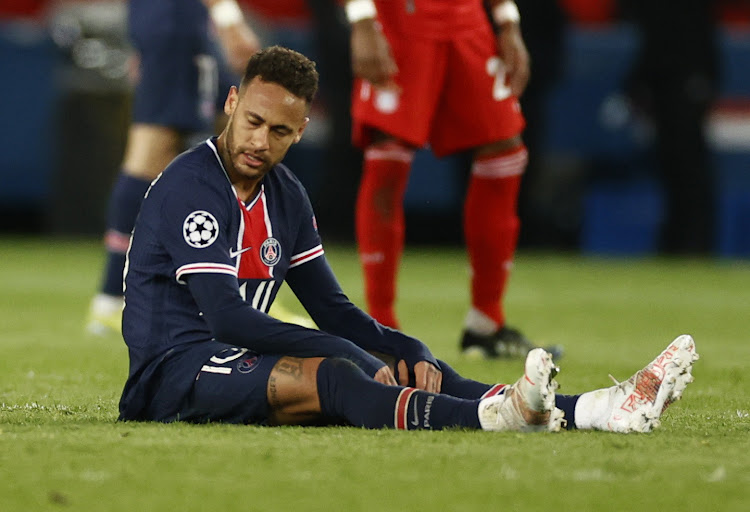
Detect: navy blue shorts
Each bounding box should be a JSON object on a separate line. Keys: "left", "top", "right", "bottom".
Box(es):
{"left": 176, "top": 347, "right": 281, "bottom": 424}
{"left": 128, "top": 0, "right": 237, "bottom": 133}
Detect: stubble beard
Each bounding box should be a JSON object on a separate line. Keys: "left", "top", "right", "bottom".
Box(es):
{"left": 223, "top": 123, "right": 273, "bottom": 182}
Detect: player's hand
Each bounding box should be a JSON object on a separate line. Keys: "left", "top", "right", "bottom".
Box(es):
{"left": 350, "top": 19, "right": 398, "bottom": 88}
{"left": 373, "top": 364, "right": 398, "bottom": 386}
{"left": 496, "top": 23, "right": 530, "bottom": 97}
{"left": 216, "top": 22, "right": 262, "bottom": 76}
{"left": 398, "top": 360, "right": 442, "bottom": 394}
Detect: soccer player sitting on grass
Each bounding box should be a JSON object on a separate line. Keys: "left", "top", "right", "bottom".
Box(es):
{"left": 118, "top": 46, "right": 698, "bottom": 433}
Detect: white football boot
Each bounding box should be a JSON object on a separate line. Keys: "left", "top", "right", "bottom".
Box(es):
{"left": 577, "top": 334, "right": 699, "bottom": 433}
{"left": 85, "top": 294, "right": 124, "bottom": 336}
{"left": 478, "top": 348, "right": 565, "bottom": 432}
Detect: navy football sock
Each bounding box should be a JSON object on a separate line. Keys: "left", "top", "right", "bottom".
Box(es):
{"left": 437, "top": 359, "right": 498, "bottom": 399}
{"left": 101, "top": 173, "right": 151, "bottom": 296}
{"left": 316, "top": 358, "right": 481, "bottom": 430}
{"left": 555, "top": 394, "right": 581, "bottom": 430}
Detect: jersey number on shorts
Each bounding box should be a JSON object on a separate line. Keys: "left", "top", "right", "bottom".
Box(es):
{"left": 486, "top": 57, "right": 511, "bottom": 101}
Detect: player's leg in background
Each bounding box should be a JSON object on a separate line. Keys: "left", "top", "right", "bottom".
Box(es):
{"left": 349, "top": 32, "right": 443, "bottom": 330}
{"left": 460, "top": 138, "right": 563, "bottom": 359}
{"left": 461, "top": 137, "right": 527, "bottom": 355}
{"left": 87, "top": 124, "right": 182, "bottom": 335}
{"left": 461, "top": 137, "right": 562, "bottom": 359}
{"left": 355, "top": 135, "right": 416, "bottom": 329}
{"left": 88, "top": 7, "right": 227, "bottom": 335}
{"left": 433, "top": 25, "right": 563, "bottom": 359}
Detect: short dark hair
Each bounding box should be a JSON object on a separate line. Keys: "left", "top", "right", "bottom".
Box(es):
{"left": 240, "top": 46, "right": 319, "bottom": 105}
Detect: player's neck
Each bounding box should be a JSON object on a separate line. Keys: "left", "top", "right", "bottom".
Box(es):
{"left": 233, "top": 181, "right": 261, "bottom": 204}
{"left": 216, "top": 134, "right": 262, "bottom": 202}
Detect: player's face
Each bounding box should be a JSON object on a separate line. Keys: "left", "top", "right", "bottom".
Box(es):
{"left": 221, "top": 77, "right": 308, "bottom": 188}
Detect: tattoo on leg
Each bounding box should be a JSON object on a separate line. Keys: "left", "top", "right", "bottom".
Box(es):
{"left": 267, "top": 357, "right": 305, "bottom": 409}
{"left": 268, "top": 375, "right": 280, "bottom": 408}
{"left": 275, "top": 357, "right": 304, "bottom": 379}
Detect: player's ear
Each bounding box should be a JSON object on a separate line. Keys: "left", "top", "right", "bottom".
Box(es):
{"left": 224, "top": 86, "right": 239, "bottom": 116}
{"left": 293, "top": 117, "right": 309, "bottom": 144}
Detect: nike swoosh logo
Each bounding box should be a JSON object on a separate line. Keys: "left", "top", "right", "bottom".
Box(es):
{"left": 229, "top": 246, "right": 253, "bottom": 258}
{"left": 411, "top": 397, "right": 419, "bottom": 427}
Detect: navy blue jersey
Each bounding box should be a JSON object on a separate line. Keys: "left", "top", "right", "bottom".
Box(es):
{"left": 120, "top": 138, "right": 436, "bottom": 420}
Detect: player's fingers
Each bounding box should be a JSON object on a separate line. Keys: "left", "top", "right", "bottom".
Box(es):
{"left": 365, "top": 60, "right": 397, "bottom": 87}
{"left": 414, "top": 362, "right": 428, "bottom": 391}
{"left": 510, "top": 62, "right": 529, "bottom": 96}
{"left": 397, "top": 359, "right": 409, "bottom": 387}
{"left": 427, "top": 365, "right": 442, "bottom": 394}
{"left": 374, "top": 366, "right": 397, "bottom": 386}
{"left": 508, "top": 48, "right": 529, "bottom": 96}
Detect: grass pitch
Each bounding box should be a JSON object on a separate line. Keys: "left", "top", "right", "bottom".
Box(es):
{"left": 1, "top": 237, "right": 749, "bottom": 511}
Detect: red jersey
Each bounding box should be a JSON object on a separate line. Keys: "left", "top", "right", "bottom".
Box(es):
{"left": 375, "top": 0, "right": 489, "bottom": 40}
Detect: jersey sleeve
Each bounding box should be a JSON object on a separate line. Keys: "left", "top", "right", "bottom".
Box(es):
{"left": 289, "top": 182, "right": 325, "bottom": 270}
{"left": 286, "top": 255, "right": 438, "bottom": 369}
{"left": 186, "top": 273, "right": 387, "bottom": 376}
{"left": 154, "top": 171, "right": 237, "bottom": 284}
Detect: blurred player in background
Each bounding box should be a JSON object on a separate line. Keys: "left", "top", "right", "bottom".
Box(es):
{"left": 86, "top": 0, "right": 258, "bottom": 335}
{"left": 345, "top": 0, "right": 562, "bottom": 358}
{"left": 118, "top": 46, "right": 698, "bottom": 433}
{"left": 86, "top": 0, "right": 312, "bottom": 334}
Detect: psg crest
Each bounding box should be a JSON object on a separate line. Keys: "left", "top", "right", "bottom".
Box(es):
{"left": 237, "top": 354, "right": 262, "bottom": 374}
{"left": 183, "top": 210, "right": 219, "bottom": 248}
{"left": 260, "top": 237, "right": 281, "bottom": 266}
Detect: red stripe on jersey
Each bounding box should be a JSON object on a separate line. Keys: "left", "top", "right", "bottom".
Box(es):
{"left": 481, "top": 384, "right": 507, "bottom": 398}
{"left": 236, "top": 191, "right": 274, "bottom": 279}
{"left": 394, "top": 387, "right": 418, "bottom": 430}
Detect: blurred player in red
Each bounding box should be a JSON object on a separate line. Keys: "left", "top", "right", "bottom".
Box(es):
{"left": 345, "top": 0, "right": 562, "bottom": 358}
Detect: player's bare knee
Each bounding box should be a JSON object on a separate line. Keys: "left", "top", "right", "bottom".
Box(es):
{"left": 123, "top": 124, "right": 182, "bottom": 177}
{"left": 474, "top": 135, "right": 523, "bottom": 158}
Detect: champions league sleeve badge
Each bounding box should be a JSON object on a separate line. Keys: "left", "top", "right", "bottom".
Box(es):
{"left": 183, "top": 210, "right": 220, "bottom": 248}
{"left": 260, "top": 237, "right": 281, "bottom": 266}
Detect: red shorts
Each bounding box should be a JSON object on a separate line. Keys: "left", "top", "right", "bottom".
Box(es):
{"left": 351, "top": 23, "right": 525, "bottom": 157}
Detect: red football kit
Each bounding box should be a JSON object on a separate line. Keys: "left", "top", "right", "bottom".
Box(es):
{"left": 351, "top": 0, "right": 525, "bottom": 157}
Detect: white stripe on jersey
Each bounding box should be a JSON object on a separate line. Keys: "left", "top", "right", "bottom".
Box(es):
{"left": 251, "top": 281, "right": 267, "bottom": 310}
{"left": 289, "top": 245, "right": 325, "bottom": 268}
{"left": 176, "top": 262, "right": 238, "bottom": 284}
{"left": 259, "top": 281, "right": 275, "bottom": 313}
{"left": 200, "top": 365, "right": 232, "bottom": 375}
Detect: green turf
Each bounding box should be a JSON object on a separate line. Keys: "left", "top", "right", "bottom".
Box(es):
{"left": 1, "top": 237, "right": 749, "bottom": 511}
